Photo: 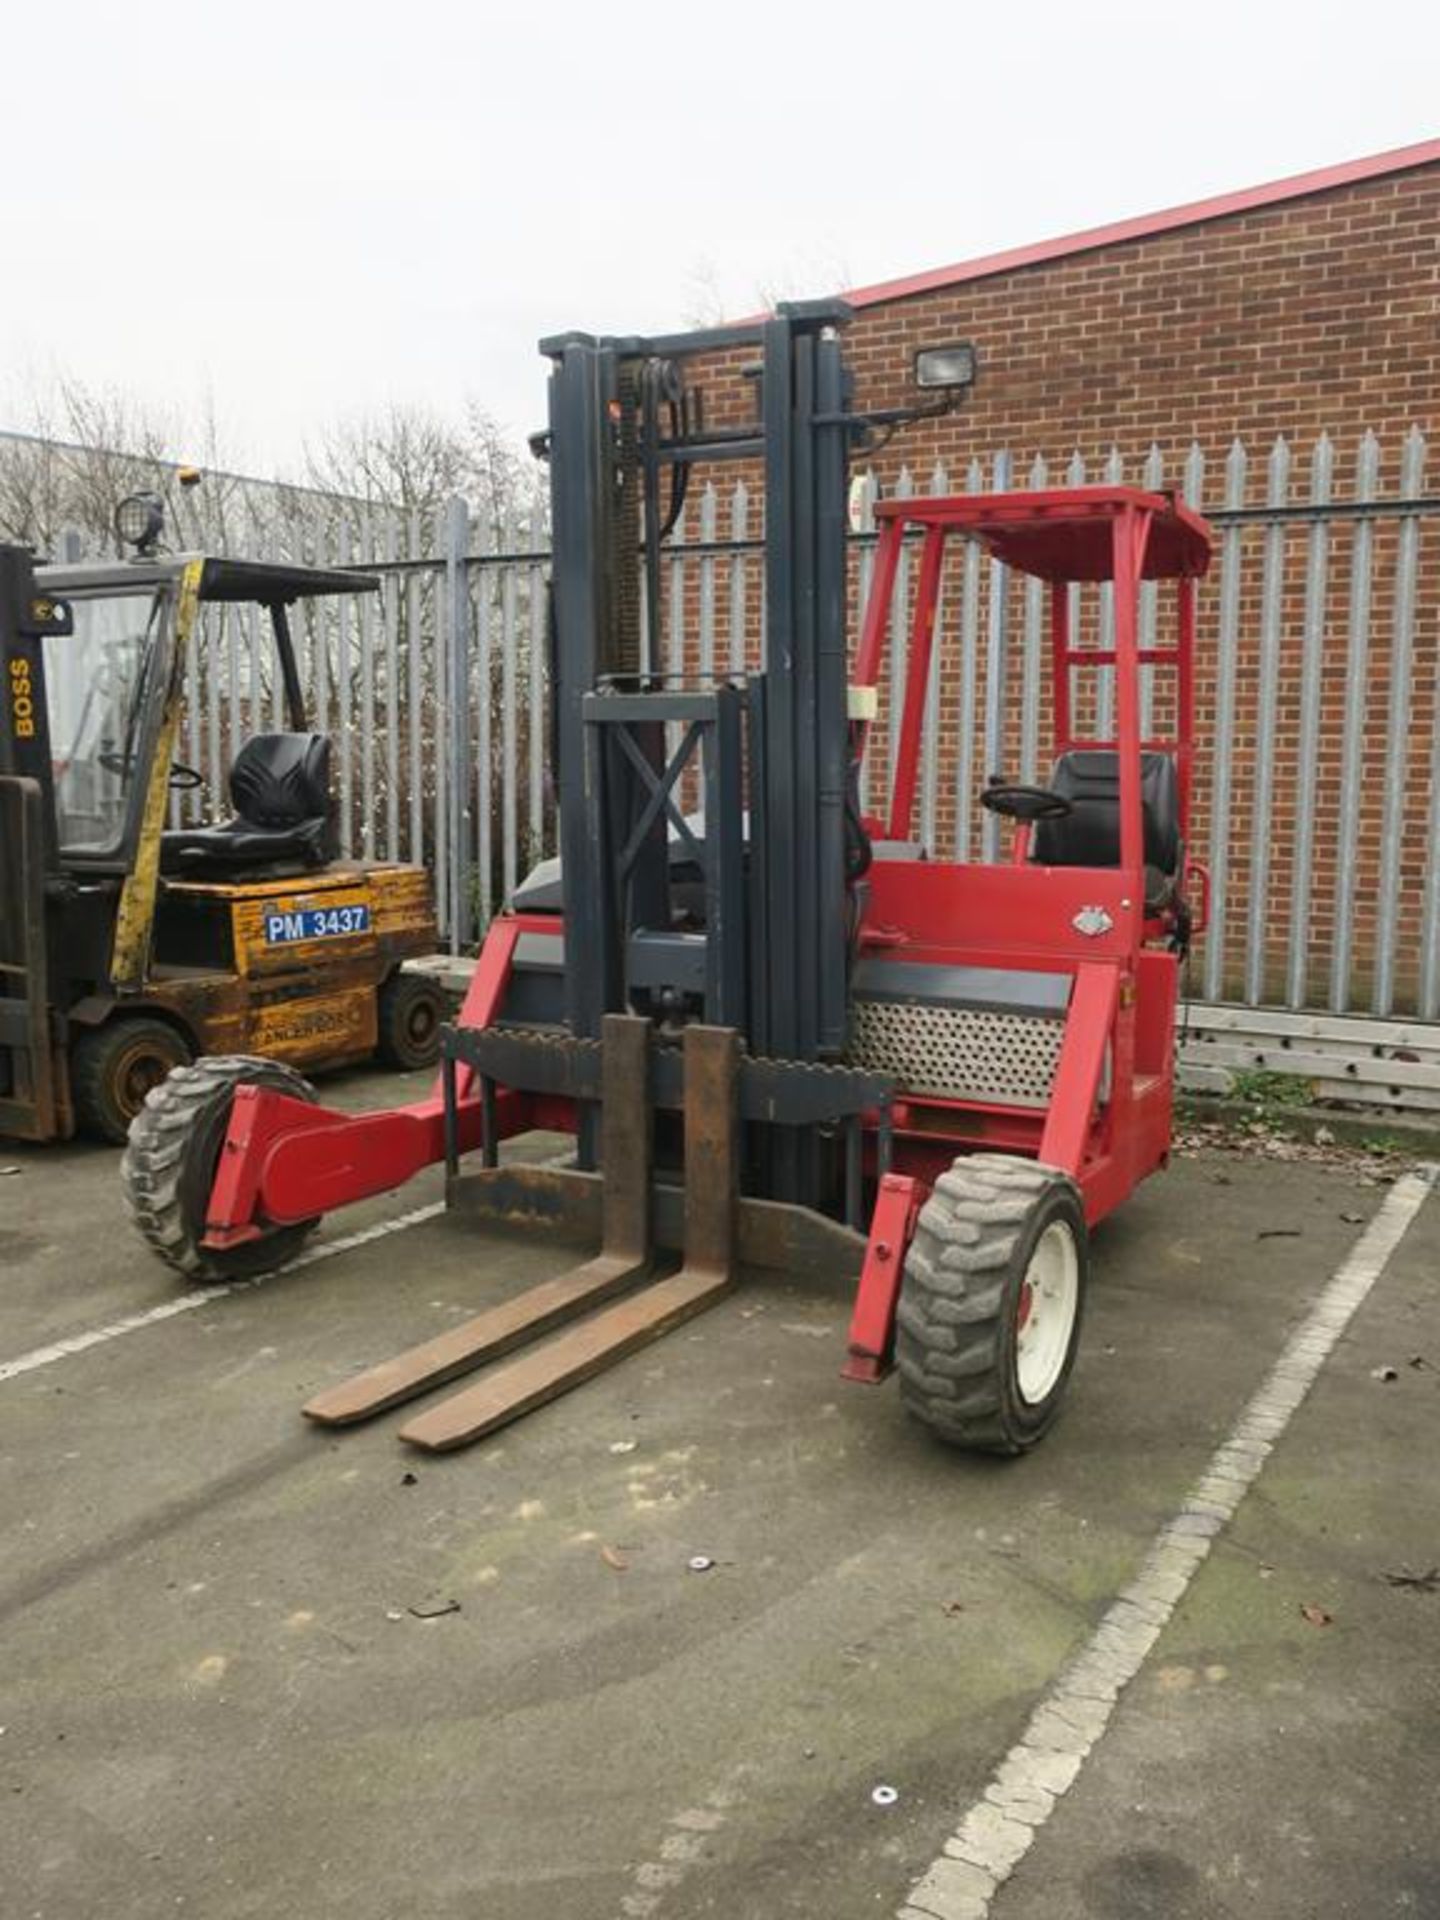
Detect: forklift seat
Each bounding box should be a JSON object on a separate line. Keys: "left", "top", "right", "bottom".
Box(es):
{"left": 161, "top": 733, "right": 336, "bottom": 876}
{"left": 1030, "top": 749, "right": 1181, "bottom": 912}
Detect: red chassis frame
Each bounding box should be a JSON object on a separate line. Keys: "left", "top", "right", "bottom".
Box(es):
{"left": 198, "top": 486, "right": 1211, "bottom": 1383}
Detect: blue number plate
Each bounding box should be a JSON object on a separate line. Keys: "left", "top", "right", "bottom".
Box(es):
{"left": 263, "top": 904, "right": 371, "bottom": 944}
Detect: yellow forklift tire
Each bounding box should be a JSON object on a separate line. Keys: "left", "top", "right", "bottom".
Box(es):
{"left": 121, "top": 1055, "right": 320, "bottom": 1284}
{"left": 895, "top": 1154, "right": 1087, "bottom": 1456}
{"left": 375, "top": 970, "right": 446, "bottom": 1071}
{"left": 70, "top": 1017, "right": 193, "bottom": 1146}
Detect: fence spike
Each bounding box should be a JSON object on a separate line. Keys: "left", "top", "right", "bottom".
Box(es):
{"left": 1266, "top": 435, "right": 1292, "bottom": 500}
{"left": 1224, "top": 436, "right": 1248, "bottom": 500}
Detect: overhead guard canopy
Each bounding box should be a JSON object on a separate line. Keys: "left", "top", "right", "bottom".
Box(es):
{"left": 873, "top": 485, "right": 1212, "bottom": 584}
{"left": 197, "top": 557, "right": 380, "bottom": 602}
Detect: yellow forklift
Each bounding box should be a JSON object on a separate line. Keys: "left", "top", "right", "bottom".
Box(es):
{"left": 0, "top": 505, "right": 444, "bottom": 1143}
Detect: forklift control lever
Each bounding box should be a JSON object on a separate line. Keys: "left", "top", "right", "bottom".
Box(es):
{"left": 98, "top": 750, "right": 204, "bottom": 791}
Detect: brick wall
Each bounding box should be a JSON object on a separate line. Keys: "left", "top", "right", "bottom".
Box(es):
{"left": 672, "top": 158, "right": 1439, "bottom": 1014}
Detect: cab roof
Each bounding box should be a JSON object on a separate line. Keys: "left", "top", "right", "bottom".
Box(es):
{"left": 35, "top": 554, "right": 379, "bottom": 602}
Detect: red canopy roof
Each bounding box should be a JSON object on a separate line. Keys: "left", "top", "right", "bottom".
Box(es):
{"left": 873, "top": 487, "right": 1213, "bottom": 584}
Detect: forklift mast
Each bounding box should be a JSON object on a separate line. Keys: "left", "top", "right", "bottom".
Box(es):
{"left": 543, "top": 303, "right": 855, "bottom": 1203}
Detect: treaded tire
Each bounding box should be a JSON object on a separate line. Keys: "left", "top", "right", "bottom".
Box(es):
{"left": 70, "top": 1016, "right": 192, "bottom": 1145}
{"left": 375, "top": 970, "right": 446, "bottom": 1071}
{"left": 896, "top": 1153, "right": 1087, "bottom": 1456}
{"left": 121, "top": 1055, "right": 319, "bottom": 1285}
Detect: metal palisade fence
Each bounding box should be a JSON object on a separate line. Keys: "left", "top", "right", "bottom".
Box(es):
{"left": 152, "top": 429, "right": 1438, "bottom": 1072}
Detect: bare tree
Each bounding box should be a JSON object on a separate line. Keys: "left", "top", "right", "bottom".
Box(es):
{"left": 305, "top": 400, "right": 545, "bottom": 548}
{"left": 0, "top": 377, "right": 176, "bottom": 554}
{"left": 682, "top": 259, "right": 730, "bottom": 329}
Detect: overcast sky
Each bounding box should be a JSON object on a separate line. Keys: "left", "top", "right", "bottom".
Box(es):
{"left": 4, "top": 0, "right": 1434, "bottom": 479}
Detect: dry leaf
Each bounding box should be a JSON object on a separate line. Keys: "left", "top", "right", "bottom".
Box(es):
{"left": 601, "top": 1545, "right": 629, "bottom": 1571}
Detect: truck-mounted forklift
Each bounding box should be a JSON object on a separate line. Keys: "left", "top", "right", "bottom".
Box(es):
{"left": 122, "top": 305, "right": 1211, "bottom": 1451}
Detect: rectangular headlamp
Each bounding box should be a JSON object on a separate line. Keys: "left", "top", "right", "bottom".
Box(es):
{"left": 914, "top": 342, "right": 978, "bottom": 391}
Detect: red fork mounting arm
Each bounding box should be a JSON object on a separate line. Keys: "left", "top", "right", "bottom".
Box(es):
{"left": 842, "top": 1172, "right": 922, "bottom": 1384}
{"left": 202, "top": 1087, "right": 536, "bottom": 1249}
{"left": 204, "top": 915, "right": 542, "bottom": 1250}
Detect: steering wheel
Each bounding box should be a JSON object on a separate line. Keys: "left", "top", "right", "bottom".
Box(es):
{"left": 98, "top": 751, "right": 205, "bottom": 792}
{"left": 980, "top": 780, "right": 1073, "bottom": 824}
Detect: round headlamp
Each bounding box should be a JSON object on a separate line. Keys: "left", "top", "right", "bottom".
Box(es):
{"left": 116, "top": 492, "right": 165, "bottom": 554}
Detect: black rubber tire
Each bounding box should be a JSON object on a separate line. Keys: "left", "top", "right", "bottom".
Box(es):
{"left": 895, "top": 1153, "right": 1088, "bottom": 1456}
{"left": 121, "top": 1055, "right": 320, "bottom": 1284}
{"left": 70, "top": 1017, "right": 193, "bottom": 1145}
{"left": 375, "top": 969, "right": 446, "bottom": 1071}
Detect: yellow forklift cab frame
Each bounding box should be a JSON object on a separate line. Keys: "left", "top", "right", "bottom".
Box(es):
{"left": 1, "top": 545, "right": 441, "bottom": 1144}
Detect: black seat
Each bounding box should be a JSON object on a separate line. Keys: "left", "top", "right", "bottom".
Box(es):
{"left": 161, "top": 733, "right": 335, "bottom": 876}
{"left": 1030, "top": 749, "right": 1182, "bottom": 912}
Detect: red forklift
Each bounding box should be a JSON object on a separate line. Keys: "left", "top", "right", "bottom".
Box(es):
{"left": 123, "top": 304, "right": 1211, "bottom": 1454}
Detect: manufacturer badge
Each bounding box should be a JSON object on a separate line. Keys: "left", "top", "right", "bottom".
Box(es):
{"left": 1072, "top": 905, "right": 1114, "bottom": 937}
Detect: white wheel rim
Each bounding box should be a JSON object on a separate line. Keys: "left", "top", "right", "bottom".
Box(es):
{"left": 1014, "top": 1221, "right": 1080, "bottom": 1405}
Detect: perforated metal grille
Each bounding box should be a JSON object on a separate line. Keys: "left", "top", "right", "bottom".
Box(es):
{"left": 849, "top": 998, "right": 1063, "bottom": 1108}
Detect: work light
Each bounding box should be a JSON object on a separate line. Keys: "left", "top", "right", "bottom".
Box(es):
{"left": 115, "top": 492, "right": 164, "bottom": 554}
{"left": 914, "top": 342, "right": 978, "bottom": 390}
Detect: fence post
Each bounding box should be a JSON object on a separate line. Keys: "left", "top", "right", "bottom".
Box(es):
{"left": 1020, "top": 454, "right": 1048, "bottom": 785}
{"left": 444, "top": 495, "right": 472, "bottom": 954}
{"left": 359, "top": 506, "right": 376, "bottom": 860}
{"left": 1244, "top": 435, "right": 1291, "bottom": 1005}
{"left": 919, "top": 460, "right": 949, "bottom": 851}
{"left": 1202, "top": 438, "right": 1249, "bottom": 1003}
{"left": 1139, "top": 443, "right": 1164, "bottom": 737}
{"left": 527, "top": 501, "right": 547, "bottom": 881}
{"left": 954, "top": 456, "right": 985, "bottom": 860}
{"left": 1286, "top": 434, "right": 1333, "bottom": 1009}
{"left": 382, "top": 511, "right": 401, "bottom": 862}
{"left": 476, "top": 513, "right": 494, "bottom": 933}
{"left": 1330, "top": 432, "right": 1380, "bottom": 1013}
{"left": 1096, "top": 447, "right": 1124, "bottom": 739}
{"left": 980, "top": 449, "right": 1012, "bottom": 862}
{"left": 405, "top": 507, "right": 424, "bottom": 873}
{"left": 1374, "top": 425, "right": 1426, "bottom": 1015}
{"left": 500, "top": 515, "right": 521, "bottom": 906}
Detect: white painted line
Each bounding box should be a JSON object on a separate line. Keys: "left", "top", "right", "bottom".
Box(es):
{"left": 0, "top": 1202, "right": 444, "bottom": 1386}
{"left": 899, "top": 1164, "right": 1438, "bottom": 1920}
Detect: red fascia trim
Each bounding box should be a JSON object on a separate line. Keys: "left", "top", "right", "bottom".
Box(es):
{"left": 842, "top": 136, "right": 1440, "bottom": 309}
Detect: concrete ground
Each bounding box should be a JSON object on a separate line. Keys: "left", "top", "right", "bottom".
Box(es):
{"left": 0, "top": 1066, "right": 1435, "bottom": 1920}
